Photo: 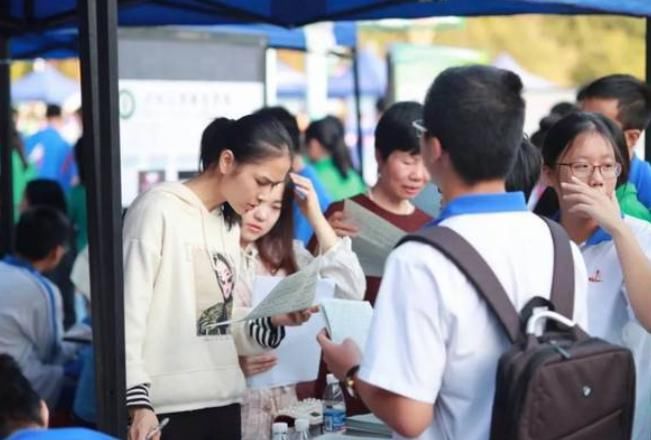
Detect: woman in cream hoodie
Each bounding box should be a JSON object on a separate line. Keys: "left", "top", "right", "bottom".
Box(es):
{"left": 124, "top": 114, "right": 314, "bottom": 440}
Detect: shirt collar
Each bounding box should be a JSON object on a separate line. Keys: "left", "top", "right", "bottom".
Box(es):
{"left": 434, "top": 191, "right": 527, "bottom": 224}
{"left": 629, "top": 154, "right": 642, "bottom": 184}
{"left": 2, "top": 255, "right": 36, "bottom": 272}
{"left": 550, "top": 213, "right": 613, "bottom": 247}
{"left": 585, "top": 227, "right": 612, "bottom": 246}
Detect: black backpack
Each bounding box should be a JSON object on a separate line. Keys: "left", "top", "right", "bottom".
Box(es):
{"left": 397, "top": 217, "right": 636, "bottom": 440}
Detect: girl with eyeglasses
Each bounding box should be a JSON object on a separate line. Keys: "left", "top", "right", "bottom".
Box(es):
{"left": 542, "top": 111, "right": 651, "bottom": 440}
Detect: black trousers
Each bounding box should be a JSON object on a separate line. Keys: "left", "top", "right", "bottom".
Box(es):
{"left": 160, "top": 404, "right": 241, "bottom": 440}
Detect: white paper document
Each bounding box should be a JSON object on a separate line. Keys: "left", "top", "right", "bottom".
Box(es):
{"left": 233, "top": 263, "right": 319, "bottom": 325}
{"left": 214, "top": 265, "right": 320, "bottom": 328}
{"left": 321, "top": 298, "right": 374, "bottom": 353}
{"left": 343, "top": 199, "right": 407, "bottom": 277}
{"left": 247, "top": 276, "right": 335, "bottom": 389}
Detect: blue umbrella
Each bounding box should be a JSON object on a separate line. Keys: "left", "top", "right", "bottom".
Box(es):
{"left": 11, "top": 64, "right": 79, "bottom": 104}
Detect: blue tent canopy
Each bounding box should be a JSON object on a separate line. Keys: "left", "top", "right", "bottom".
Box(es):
{"left": 9, "top": 22, "right": 356, "bottom": 59}
{"left": 10, "top": 29, "right": 78, "bottom": 59}
{"left": 2, "top": 0, "right": 651, "bottom": 37}
{"left": 2, "top": 2, "right": 651, "bottom": 437}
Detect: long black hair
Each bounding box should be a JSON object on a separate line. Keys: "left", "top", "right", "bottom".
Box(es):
{"left": 198, "top": 113, "right": 292, "bottom": 227}
{"left": 305, "top": 116, "right": 353, "bottom": 179}
{"left": 255, "top": 181, "right": 298, "bottom": 275}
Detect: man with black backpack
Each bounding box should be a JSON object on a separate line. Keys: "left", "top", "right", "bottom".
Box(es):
{"left": 318, "top": 66, "right": 600, "bottom": 439}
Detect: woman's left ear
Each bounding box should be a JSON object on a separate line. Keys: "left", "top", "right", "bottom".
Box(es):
{"left": 623, "top": 129, "right": 641, "bottom": 155}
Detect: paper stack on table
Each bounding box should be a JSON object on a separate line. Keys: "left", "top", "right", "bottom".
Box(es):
{"left": 320, "top": 298, "right": 373, "bottom": 353}
{"left": 346, "top": 414, "right": 392, "bottom": 438}
{"left": 343, "top": 199, "right": 407, "bottom": 277}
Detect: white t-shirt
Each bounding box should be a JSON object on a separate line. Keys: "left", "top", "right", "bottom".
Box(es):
{"left": 582, "top": 216, "right": 651, "bottom": 440}
{"left": 358, "top": 201, "right": 588, "bottom": 440}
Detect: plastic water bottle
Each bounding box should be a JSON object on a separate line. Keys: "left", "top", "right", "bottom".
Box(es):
{"left": 322, "top": 374, "right": 346, "bottom": 433}
{"left": 293, "top": 418, "right": 311, "bottom": 440}
{"left": 272, "top": 422, "right": 289, "bottom": 440}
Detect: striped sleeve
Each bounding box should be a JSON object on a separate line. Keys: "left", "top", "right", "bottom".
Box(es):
{"left": 248, "top": 317, "right": 285, "bottom": 348}
{"left": 126, "top": 383, "right": 153, "bottom": 411}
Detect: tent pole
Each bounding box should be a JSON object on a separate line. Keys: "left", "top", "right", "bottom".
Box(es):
{"left": 78, "top": 0, "right": 126, "bottom": 436}
{"left": 0, "top": 32, "right": 12, "bottom": 257}
{"left": 646, "top": 18, "right": 651, "bottom": 162}
{"left": 352, "top": 45, "right": 364, "bottom": 172}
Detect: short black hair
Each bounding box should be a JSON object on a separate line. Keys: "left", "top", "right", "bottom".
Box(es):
{"left": 423, "top": 65, "right": 525, "bottom": 184}
{"left": 24, "top": 179, "right": 67, "bottom": 214}
{"left": 506, "top": 138, "right": 542, "bottom": 200}
{"left": 0, "top": 354, "right": 43, "bottom": 438}
{"left": 45, "top": 104, "right": 62, "bottom": 119}
{"left": 577, "top": 74, "right": 651, "bottom": 130}
{"left": 15, "top": 206, "right": 71, "bottom": 261}
{"left": 253, "top": 106, "right": 301, "bottom": 154}
{"left": 550, "top": 102, "right": 578, "bottom": 117}
{"left": 375, "top": 101, "right": 423, "bottom": 161}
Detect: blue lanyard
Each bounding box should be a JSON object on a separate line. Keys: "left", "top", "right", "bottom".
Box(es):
{"left": 2, "top": 256, "right": 60, "bottom": 361}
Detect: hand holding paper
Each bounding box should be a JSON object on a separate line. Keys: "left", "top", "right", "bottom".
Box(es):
{"left": 320, "top": 298, "right": 374, "bottom": 353}
{"left": 343, "top": 199, "right": 407, "bottom": 277}
{"left": 247, "top": 276, "right": 336, "bottom": 389}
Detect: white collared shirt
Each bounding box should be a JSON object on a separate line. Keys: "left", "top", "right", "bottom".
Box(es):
{"left": 582, "top": 216, "right": 651, "bottom": 440}
{"left": 359, "top": 211, "right": 589, "bottom": 440}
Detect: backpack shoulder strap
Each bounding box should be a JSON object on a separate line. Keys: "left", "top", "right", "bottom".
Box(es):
{"left": 397, "top": 226, "right": 520, "bottom": 344}
{"left": 540, "top": 217, "right": 575, "bottom": 319}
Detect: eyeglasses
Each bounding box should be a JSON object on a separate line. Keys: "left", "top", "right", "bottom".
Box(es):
{"left": 556, "top": 162, "right": 622, "bottom": 179}
{"left": 412, "top": 120, "right": 427, "bottom": 137}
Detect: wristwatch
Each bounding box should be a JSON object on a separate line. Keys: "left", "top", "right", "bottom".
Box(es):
{"left": 345, "top": 365, "right": 360, "bottom": 398}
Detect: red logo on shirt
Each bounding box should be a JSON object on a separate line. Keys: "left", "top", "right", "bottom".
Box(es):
{"left": 588, "top": 270, "right": 602, "bottom": 283}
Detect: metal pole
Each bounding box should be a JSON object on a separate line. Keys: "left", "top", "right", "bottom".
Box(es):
{"left": 78, "top": 0, "right": 126, "bottom": 436}
{"left": 646, "top": 18, "right": 651, "bottom": 162}
{"left": 0, "top": 32, "right": 12, "bottom": 257}
{"left": 352, "top": 45, "right": 364, "bottom": 172}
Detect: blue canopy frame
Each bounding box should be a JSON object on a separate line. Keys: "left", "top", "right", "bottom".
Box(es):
{"left": 0, "top": 1, "right": 650, "bottom": 437}
{"left": 9, "top": 22, "right": 357, "bottom": 59}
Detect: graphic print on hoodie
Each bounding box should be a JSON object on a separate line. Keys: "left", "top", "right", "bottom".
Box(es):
{"left": 195, "top": 251, "right": 236, "bottom": 336}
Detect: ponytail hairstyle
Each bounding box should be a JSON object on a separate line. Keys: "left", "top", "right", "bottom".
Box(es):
{"left": 305, "top": 116, "right": 353, "bottom": 179}
{"left": 198, "top": 113, "right": 293, "bottom": 227}
{"left": 254, "top": 181, "right": 298, "bottom": 275}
